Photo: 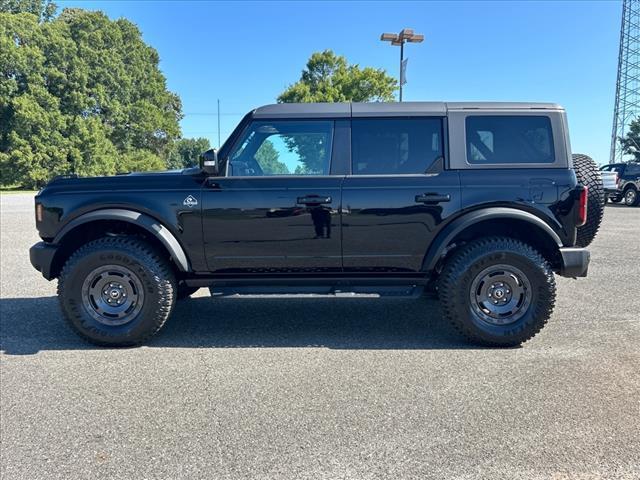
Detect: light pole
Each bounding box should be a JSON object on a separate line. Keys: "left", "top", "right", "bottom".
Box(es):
{"left": 380, "top": 28, "right": 424, "bottom": 102}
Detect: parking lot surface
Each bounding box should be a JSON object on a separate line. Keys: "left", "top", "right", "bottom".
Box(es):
{"left": 1, "top": 193, "right": 639, "bottom": 480}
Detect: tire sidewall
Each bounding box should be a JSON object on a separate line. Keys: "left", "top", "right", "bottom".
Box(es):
{"left": 60, "top": 246, "right": 168, "bottom": 345}
{"left": 446, "top": 249, "right": 552, "bottom": 345}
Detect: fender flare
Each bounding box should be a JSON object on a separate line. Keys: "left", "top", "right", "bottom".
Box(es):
{"left": 422, "top": 207, "right": 563, "bottom": 272}
{"left": 54, "top": 209, "right": 190, "bottom": 272}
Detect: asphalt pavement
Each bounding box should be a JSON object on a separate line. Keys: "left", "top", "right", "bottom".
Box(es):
{"left": 1, "top": 193, "right": 639, "bottom": 479}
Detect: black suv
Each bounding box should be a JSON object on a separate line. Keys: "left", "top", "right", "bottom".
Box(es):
{"left": 30, "top": 102, "right": 603, "bottom": 347}
{"left": 600, "top": 162, "right": 640, "bottom": 206}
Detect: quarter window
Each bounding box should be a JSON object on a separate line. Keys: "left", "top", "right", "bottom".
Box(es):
{"left": 466, "top": 116, "right": 555, "bottom": 164}
{"left": 351, "top": 118, "right": 444, "bottom": 175}
{"left": 228, "top": 120, "right": 333, "bottom": 176}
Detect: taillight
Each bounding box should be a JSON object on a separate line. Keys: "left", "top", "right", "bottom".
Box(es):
{"left": 35, "top": 203, "right": 43, "bottom": 223}
{"left": 577, "top": 186, "right": 588, "bottom": 227}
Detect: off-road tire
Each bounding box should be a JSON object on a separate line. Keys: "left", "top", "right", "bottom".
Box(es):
{"left": 623, "top": 186, "right": 639, "bottom": 206}
{"left": 438, "top": 237, "right": 556, "bottom": 347}
{"left": 58, "top": 236, "right": 176, "bottom": 346}
{"left": 572, "top": 154, "right": 604, "bottom": 247}
{"left": 176, "top": 284, "right": 199, "bottom": 300}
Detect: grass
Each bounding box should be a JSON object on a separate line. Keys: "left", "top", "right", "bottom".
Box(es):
{"left": 0, "top": 187, "right": 38, "bottom": 195}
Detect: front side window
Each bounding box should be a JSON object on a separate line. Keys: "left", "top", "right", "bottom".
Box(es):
{"left": 351, "top": 118, "right": 444, "bottom": 175}
{"left": 228, "top": 120, "right": 333, "bottom": 176}
{"left": 466, "top": 116, "right": 555, "bottom": 164}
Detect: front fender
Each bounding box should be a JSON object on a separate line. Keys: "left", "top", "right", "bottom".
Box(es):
{"left": 54, "top": 209, "right": 190, "bottom": 272}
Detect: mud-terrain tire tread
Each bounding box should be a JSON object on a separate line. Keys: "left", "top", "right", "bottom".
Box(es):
{"left": 572, "top": 154, "right": 604, "bottom": 247}
{"left": 58, "top": 236, "right": 176, "bottom": 346}
{"left": 438, "top": 236, "right": 556, "bottom": 347}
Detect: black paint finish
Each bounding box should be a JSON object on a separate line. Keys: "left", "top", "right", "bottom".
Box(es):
{"left": 31, "top": 108, "right": 584, "bottom": 282}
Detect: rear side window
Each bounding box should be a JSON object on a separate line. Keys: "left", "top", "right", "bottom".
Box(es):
{"left": 351, "top": 118, "right": 443, "bottom": 175}
{"left": 625, "top": 164, "right": 640, "bottom": 175}
{"left": 465, "top": 116, "right": 555, "bottom": 164}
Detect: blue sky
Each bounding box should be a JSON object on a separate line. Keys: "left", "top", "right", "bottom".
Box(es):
{"left": 58, "top": 0, "right": 622, "bottom": 164}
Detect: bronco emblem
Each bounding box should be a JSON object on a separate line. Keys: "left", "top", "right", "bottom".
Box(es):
{"left": 183, "top": 195, "right": 198, "bottom": 208}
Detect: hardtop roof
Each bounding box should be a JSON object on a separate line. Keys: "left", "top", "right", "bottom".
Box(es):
{"left": 252, "top": 101, "right": 563, "bottom": 119}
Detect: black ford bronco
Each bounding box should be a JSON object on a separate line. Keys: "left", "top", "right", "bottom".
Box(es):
{"left": 30, "top": 102, "right": 605, "bottom": 347}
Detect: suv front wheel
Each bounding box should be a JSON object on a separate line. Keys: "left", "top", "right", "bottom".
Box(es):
{"left": 438, "top": 237, "right": 556, "bottom": 347}
{"left": 58, "top": 236, "right": 176, "bottom": 346}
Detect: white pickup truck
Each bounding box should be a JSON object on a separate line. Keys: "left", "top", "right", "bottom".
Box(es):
{"left": 600, "top": 169, "right": 619, "bottom": 199}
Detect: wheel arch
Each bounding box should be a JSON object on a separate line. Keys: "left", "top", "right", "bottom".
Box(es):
{"left": 51, "top": 209, "right": 190, "bottom": 277}
{"left": 423, "top": 207, "right": 563, "bottom": 273}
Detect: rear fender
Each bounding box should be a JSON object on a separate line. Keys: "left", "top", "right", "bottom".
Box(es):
{"left": 422, "top": 207, "right": 562, "bottom": 272}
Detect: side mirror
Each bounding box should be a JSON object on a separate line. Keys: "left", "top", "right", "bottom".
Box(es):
{"left": 199, "top": 148, "right": 219, "bottom": 176}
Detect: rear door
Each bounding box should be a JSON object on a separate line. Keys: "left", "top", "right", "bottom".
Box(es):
{"left": 341, "top": 116, "right": 461, "bottom": 273}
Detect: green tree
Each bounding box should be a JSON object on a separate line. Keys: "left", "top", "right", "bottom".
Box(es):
{"left": 0, "top": 6, "right": 183, "bottom": 188}
{"left": 277, "top": 50, "right": 396, "bottom": 173}
{"left": 255, "top": 139, "right": 289, "bottom": 174}
{"left": 278, "top": 50, "right": 397, "bottom": 103}
{"left": 621, "top": 118, "right": 640, "bottom": 162}
{"left": 165, "top": 137, "right": 211, "bottom": 170}
{"left": 0, "top": 0, "right": 56, "bottom": 21}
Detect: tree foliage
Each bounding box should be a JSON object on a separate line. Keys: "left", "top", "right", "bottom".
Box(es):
{"left": 621, "top": 118, "right": 640, "bottom": 162}
{"left": 255, "top": 139, "right": 288, "bottom": 174}
{"left": 0, "top": 0, "right": 56, "bottom": 21}
{"left": 165, "top": 137, "right": 211, "bottom": 170}
{"left": 277, "top": 50, "right": 396, "bottom": 173}
{"left": 278, "top": 50, "right": 397, "bottom": 103}
{"left": 0, "top": 4, "right": 183, "bottom": 187}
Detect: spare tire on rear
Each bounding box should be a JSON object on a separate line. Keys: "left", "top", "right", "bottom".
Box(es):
{"left": 572, "top": 153, "right": 604, "bottom": 247}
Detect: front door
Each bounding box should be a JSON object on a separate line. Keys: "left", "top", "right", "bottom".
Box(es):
{"left": 341, "top": 117, "right": 461, "bottom": 273}
{"left": 202, "top": 119, "right": 343, "bottom": 274}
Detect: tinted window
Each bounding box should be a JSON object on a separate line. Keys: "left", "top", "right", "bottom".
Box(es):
{"left": 228, "top": 120, "right": 333, "bottom": 176}
{"left": 351, "top": 118, "right": 443, "bottom": 175}
{"left": 625, "top": 164, "right": 640, "bottom": 175}
{"left": 466, "top": 116, "right": 555, "bottom": 164}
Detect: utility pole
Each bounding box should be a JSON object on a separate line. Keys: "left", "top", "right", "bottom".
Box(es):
{"left": 217, "top": 99, "right": 221, "bottom": 148}
{"left": 380, "top": 28, "right": 424, "bottom": 102}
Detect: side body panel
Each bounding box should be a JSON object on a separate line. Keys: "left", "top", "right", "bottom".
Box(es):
{"left": 35, "top": 172, "right": 208, "bottom": 271}
{"left": 341, "top": 172, "right": 461, "bottom": 272}
{"left": 201, "top": 176, "right": 343, "bottom": 273}
{"left": 458, "top": 169, "right": 579, "bottom": 246}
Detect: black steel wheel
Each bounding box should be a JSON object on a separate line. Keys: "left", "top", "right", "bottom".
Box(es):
{"left": 438, "top": 237, "right": 556, "bottom": 347}
{"left": 58, "top": 236, "right": 176, "bottom": 346}
{"left": 469, "top": 264, "right": 533, "bottom": 326}
{"left": 81, "top": 265, "right": 145, "bottom": 326}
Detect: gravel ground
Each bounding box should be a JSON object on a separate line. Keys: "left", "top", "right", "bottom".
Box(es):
{"left": 1, "top": 193, "right": 639, "bottom": 480}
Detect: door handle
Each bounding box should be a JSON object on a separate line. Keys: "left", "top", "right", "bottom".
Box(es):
{"left": 415, "top": 193, "right": 451, "bottom": 204}
{"left": 297, "top": 195, "right": 332, "bottom": 205}
{"left": 205, "top": 178, "right": 221, "bottom": 189}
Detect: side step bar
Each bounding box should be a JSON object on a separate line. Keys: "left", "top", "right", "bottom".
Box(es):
{"left": 209, "top": 285, "right": 425, "bottom": 299}
{"left": 185, "top": 276, "right": 430, "bottom": 288}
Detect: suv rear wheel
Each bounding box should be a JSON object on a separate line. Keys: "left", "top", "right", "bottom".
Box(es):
{"left": 438, "top": 237, "right": 556, "bottom": 347}
{"left": 58, "top": 236, "right": 176, "bottom": 346}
